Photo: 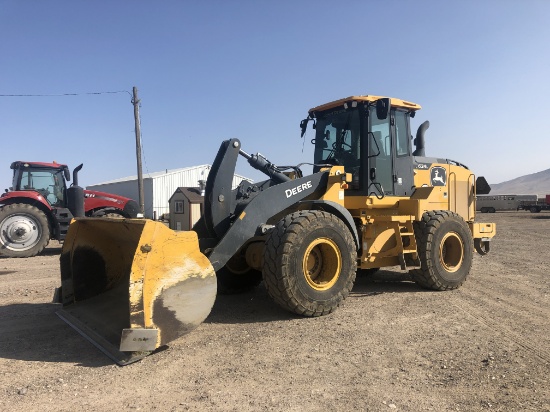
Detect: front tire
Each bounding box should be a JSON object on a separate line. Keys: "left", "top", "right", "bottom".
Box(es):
{"left": 409, "top": 211, "right": 473, "bottom": 290}
{"left": 263, "top": 210, "right": 357, "bottom": 317}
{"left": 0, "top": 203, "right": 50, "bottom": 258}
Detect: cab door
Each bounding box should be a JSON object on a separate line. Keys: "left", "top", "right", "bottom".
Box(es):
{"left": 368, "top": 106, "right": 394, "bottom": 196}
{"left": 391, "top": 110, "right": 414, "bottom": 197}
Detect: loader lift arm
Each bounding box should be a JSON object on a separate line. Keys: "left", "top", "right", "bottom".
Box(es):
{"left": 202, "top": 138, "right": 292, "bottom": 240}
{"left": 200, "top": 138, "right": 355, "bottom": 271}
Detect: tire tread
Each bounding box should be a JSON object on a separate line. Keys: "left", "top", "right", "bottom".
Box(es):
{"left": 263, "top": 210, "right": 357, "bottom": 317}
{"left": 0, "top": 203, "right": 50, "bottom": 258}
{"left": 409, "top": 210, "right": 473, "bottom": 291}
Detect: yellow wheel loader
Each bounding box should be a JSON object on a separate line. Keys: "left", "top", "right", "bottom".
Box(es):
{"left": 56, "top": 95, "right": 495, "bottom": 364}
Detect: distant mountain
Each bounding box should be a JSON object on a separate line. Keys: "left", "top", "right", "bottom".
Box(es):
{"left": 490, "top": 168, "right": 550, "bottom": 195}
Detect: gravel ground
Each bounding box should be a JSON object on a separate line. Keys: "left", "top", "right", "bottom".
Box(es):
{"left": 0, "top": 211, "right": 549, "bottom": 411}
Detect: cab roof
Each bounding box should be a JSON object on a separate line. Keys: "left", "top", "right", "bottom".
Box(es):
{"left": 309, "top": 95, "right": 421, "bottom": 114}
{"left": 10, "top": 161, "right": 68, "bottom": 170}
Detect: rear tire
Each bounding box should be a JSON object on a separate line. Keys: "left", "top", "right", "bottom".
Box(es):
{"left": 263, "top": 210, "right": 357, "bottom": 317}
{"left": 0, "top": 203, "right": 50, "bottom": 258}
{"left": 103, "top": 213, "right": 124, "bottom": 218}
{"left": 409, "top": 211, "right": 473, "bottom": 290}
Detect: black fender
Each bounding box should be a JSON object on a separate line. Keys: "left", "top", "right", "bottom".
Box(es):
{"left": 299, "top": 200, "right": 360, "bottom": 251}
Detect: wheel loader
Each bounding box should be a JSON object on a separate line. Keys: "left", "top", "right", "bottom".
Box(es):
{"left": 56, "top": 95, "right": 496, "bottom": 364}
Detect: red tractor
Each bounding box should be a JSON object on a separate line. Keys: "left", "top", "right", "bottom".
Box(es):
{"left": 0, "top": 161, "right": 139, "bottom": 258}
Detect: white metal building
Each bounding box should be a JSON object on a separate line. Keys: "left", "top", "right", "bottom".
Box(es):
{"left": 86, "top": 164, "right": 252, "bottom": 219}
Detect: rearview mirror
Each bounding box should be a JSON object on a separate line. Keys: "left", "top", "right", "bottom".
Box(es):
{"left": 300, "top": 118, "right": 308, "bottom": 137}
{"left": 376, "top": 98, "right": 391, "bottom": 120}
{"left": 63, "top": 166, "right": 71, "bottom": 182}
{"left": 300, "top": 116, "right": 316, "bottom": 138}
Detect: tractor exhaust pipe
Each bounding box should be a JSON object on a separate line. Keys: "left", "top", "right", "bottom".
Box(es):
{"left": 67, "top": 163, "right": 84, "bottom": 217}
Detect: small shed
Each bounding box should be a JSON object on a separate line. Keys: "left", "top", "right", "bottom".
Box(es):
{"left": 169, "top": 187, "right": 204, "bottom": 231}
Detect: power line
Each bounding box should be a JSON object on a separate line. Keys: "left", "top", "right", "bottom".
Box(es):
{"left": 0, "top": 90, "right": 131, "bottom": 97}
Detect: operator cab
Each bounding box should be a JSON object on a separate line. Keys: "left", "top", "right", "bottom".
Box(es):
{"left": 303, "top": 95, "right": 421, "bottom": 197}
{"left": 10, "top": 161, "right": 70, "bottom": 207}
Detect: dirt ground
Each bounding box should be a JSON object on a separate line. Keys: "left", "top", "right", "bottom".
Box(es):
{"left": 0, "top": 211, "right": 549, "bottom": 412}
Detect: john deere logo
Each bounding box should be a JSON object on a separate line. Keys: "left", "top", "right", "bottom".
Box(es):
{"left": 430, "top": 167, "right": 447, "bottom": 186}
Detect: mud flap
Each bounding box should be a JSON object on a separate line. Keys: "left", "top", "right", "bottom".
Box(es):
{"left": 57, "top": 218, "right": 217, "bottom": 365}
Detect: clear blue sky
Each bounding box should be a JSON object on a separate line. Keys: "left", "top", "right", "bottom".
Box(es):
{"left": 1, "top": 0, "right": 549, "bottom": 192}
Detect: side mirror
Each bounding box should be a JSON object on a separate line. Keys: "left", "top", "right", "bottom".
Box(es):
{"left": 63, "top": 166, "right": 71, "bottom": 182}
{"left": 376, "top": 98, "right": 391, "bottom": 120}
{"left": 300, "top": 118, "right": 308, "bottom": 138}
{"left": 300, "top": 116, "right": 316, "bottom": 138}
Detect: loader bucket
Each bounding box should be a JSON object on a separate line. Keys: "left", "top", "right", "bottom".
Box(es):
{"left": 57, "top": 218, "right": 216, "bottom": 365}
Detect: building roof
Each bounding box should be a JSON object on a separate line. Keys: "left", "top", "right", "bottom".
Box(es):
{"left": 89, "top": 164, "right": 252, "bottom": 186}
{"left": 91, "top": 164, "right": 212, "bottom": 185}
{"left": 169, "top": 187, "right": 204, "bottom": 203}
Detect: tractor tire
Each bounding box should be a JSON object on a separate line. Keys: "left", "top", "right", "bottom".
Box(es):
{"left": 103, "top": 213, "right": 125, "bottom": 218}
{"left": 0, "top": 203, "right": 50, "bottom": 258}
{"left": 216, "top": 248, "right": 263, "bottom": 294}
{"left": 409, "top": 211, "right": 473, "bottom": 290}
{"left": 263, "top": 210, "right": 357, "bottom": 317}
{"left": 91, "top": 209, "right": 125, "bottom": 219}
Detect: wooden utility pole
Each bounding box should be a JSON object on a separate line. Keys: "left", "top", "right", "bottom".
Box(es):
{"left": 132, "top": 86, "right": 145, "bottom": 215}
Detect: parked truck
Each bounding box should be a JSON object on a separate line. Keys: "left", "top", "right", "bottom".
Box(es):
{"left": 0, "top": 161, "right": 139, "bottom": 258}
{"left": 518, "top": 194, "right": 550, "bottom": 213}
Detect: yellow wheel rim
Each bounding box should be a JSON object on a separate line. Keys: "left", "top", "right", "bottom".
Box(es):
{"left": 302, "top": 238, "right": 341, "bottom": 291}
{"left": 439, "top": 232, "right": 464, "bottom": 273}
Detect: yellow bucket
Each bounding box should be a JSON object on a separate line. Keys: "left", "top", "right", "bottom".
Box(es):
{"left": 57, "top": 218, "right": 216, "bottom": 364}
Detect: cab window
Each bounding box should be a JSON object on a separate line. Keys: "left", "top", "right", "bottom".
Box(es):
{"left": 313, "top": 108, "right": 361, "bottom": 172}
{"left": 369, "top": 107, "right": 393, "bottom": 195}
{"left": 395, "top": 110, "right": 410, "bottom": 157}
{"left": 21, "top": 169, "right": 65, "bottom": 206}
